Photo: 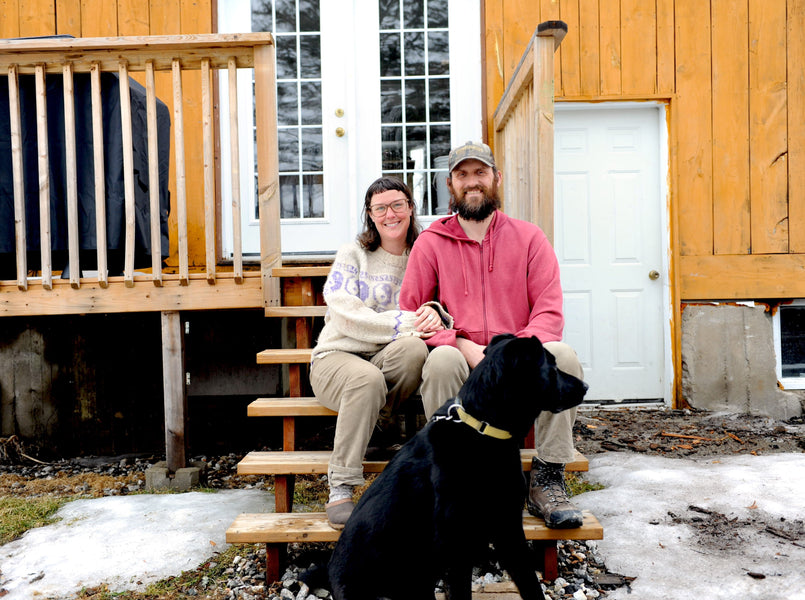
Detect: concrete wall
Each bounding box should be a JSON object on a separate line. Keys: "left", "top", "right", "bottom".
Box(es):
{"left": 681, "top": 304, "right": 804, "bottom": 420}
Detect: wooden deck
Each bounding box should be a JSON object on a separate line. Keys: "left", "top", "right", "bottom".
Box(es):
{"left": 0, "top": 34, "right": 282, "bottom": 315}
{"left": 0, "top": 271, "right": 265, "bottom": 316}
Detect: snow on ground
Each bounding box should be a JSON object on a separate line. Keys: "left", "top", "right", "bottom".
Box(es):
{"left": 1, "top": 453, "right": 804, "bottom": 599}
{"left": 0, "top": 489, "right": 273, "bottom": 599}
{"left": 574, "top": 452, "right": 805, "bottom": 600}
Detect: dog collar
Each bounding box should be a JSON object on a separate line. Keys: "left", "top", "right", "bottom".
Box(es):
{"left": 449, "top": 401, "right": 512, "bottom": 440}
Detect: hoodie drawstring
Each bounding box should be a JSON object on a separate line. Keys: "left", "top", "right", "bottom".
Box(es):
{"left": 459, "top": 243, "right": 469, "bottom": 296}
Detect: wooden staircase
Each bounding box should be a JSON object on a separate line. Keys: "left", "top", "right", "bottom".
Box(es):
{"left": 225, "top": 266, "right": 603, "bottom": 586}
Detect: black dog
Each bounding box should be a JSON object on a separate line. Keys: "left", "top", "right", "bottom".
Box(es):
{"left": 328, "top": 334, "right": 588, "bottom": 600}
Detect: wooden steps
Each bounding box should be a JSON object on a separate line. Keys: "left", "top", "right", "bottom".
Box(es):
{"left": 256, "top": 348, "right": 313, "bottom": 364}
{"left": 271, "top": 266, "right": 332, "bottom": 278}
{"left": 229, "top": 265, "right": 604, "bottom": 590}
{"left": 264, "top": 306, "right": 327, "bottom": 318}
{"left": 248, "top": 397, "right": 336, "bottom": 417}
{"left": 226, "top": 511, "right": 603, "bottom": 582}
{"left": 237, "top": 448, "right": 589, "bottom": 476}
{"left": 227, "top": 510, "right": 602, "bottom": 544}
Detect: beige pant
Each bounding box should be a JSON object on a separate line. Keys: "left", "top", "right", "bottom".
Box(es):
{"left": 310, "top": 336, "right": 429, "bottom": 488}
{"left": 419, "top": 341, "right": 584, "bottom": 465}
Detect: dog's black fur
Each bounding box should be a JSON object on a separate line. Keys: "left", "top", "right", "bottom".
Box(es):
{"left": 327, "top": 334, "right": 588, "bottom": 600}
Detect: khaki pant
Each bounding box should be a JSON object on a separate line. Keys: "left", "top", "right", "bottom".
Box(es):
{"left": 310, "top": 336, "right": 429, "bottom": 488}
{"left": 419, "top": 341, "right": 584, "bottom": 464}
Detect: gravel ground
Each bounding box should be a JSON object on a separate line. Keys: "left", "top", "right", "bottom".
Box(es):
{"left": 1, "top": 406, "right": 803, "bottom": 599}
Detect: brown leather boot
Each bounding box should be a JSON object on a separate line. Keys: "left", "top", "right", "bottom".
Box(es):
{"left": 526, "top": 457, "right": 583, "bottom": 528}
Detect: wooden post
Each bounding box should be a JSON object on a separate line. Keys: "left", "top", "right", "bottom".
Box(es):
{"left": 255, "top": 41, "right": 282, "bottom": 307}
{"left": 532, "top": 21, "right": 567, "bottom": 245}
{"left": 161, "top": 310, "right": 186, "bottom": 472}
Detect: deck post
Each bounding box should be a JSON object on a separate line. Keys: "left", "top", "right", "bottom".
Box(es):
{"left": 161, "top": 310, "right": 186, "bottom": 471}
{"left": 532, "top": 21, "right": 567, "bottom": 245}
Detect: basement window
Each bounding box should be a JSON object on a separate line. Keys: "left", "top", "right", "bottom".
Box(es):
{"left": 773, "top": 300, "right": 805, "bottom": 390}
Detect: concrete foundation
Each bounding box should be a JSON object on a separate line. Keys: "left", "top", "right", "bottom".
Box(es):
{"left": 145, "top": 461, "right": 205, "bottom": 492}
{"left": 681, "top": 304, "right": 803, "bottom": 420}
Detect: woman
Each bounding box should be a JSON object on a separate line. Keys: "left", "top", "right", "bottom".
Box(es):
{"left": 310, "top": 176, "right": 451, "bottom": 529}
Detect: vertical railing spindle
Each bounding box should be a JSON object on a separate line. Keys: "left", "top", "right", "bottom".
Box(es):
{"left": 35, "top": 64, "right": 52, "bottom": 290}
{"left": 8, "top": 64, "right": 27, "bottom": 291}
{"left": 118, "top": 60, "right": 136, "bottom": 287}
{"left": 90, "top": 62, "right": 109, "bottom": 287}
{"left": 228, "top": 57, "right": 243, "bottom": 283}
{"left": 145, "top": 61, "right": 163, "bottom": 286}
{"left": 201, "top": 58, "right": 216, "bottom": 284}
{"left": 172, "top": 59, "right": 189, "bottom": 285}
{"left": 63, "top": 62, "right": 80, "bottom": 288}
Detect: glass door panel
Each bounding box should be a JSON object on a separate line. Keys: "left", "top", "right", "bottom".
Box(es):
{"left": 378, "top": 0, "right": 452, "bottom": 216}
{"left": 219, "top": 0, "right": 480, "bottom": 257}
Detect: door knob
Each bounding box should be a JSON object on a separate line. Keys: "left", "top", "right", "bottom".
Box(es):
{"left": 648, "top": 270, "right": 660, "bottom": 280}
{"left": 335, "top": 127, "right": 345, "bottom": 137}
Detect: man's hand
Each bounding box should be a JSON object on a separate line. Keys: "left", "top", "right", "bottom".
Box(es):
{"left": 414, "top": 305, "right": 445, "bottom": 333}
{"left": 456, "top": 337, "right": 486, "bottom": 369}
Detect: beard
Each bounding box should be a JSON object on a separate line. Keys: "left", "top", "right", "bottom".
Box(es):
{"left": 451, "top": 184, "right": 501, "bottom": 222}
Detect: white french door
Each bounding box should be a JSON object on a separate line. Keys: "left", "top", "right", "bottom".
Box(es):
{"left": 554, "top": 104, "right": 671, "bottom": 403}
{"left": 219, "top": 0, "right": 482, "bottom": 257}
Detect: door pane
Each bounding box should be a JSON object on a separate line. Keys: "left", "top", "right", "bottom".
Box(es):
{"left": 403, "top": 0, "right": 424, "bottom": 28}
{"left": 379, "top": 33, "right": 401, "bottom": 76}
{"left": 253, "top": 0, "right": 324, "bottom": 220}
{"left": 379, "top": 0, "right": 450, "bottom": 216}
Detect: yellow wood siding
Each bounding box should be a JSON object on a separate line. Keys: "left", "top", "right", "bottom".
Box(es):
{"left": 791, "top": 0, "right": 805, "bottom": 253}
{"left": 485, "top": 0, "right": 805, "bottom": 300}
{"left": 4, "top": 0, "right": 804, "bottom": 300}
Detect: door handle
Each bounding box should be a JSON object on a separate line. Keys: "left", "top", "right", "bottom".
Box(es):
{"left": 648, "top": 270, "right": 660, "bottom": 280}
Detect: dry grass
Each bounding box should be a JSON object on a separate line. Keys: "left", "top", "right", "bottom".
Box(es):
{"left": 0, "top": 495, "right": 69, "bottom": 545}
{"left": 0, "top": 471, "right": 145, "bottom": 499}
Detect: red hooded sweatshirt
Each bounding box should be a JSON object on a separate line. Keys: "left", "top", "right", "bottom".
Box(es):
{"left": 399, "top": 210, "right": 564, "bottom": 348}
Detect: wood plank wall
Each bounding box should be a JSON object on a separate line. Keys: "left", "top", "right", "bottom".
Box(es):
{"left": 484, "top": 0, "right": 805, "bottom": 300}
{"left": 1, "top": 0, "right": 213, "bottom": 268}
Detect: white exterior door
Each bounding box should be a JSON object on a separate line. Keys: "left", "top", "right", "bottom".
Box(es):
{"left": 219, "top": 0, "right": 482, "bottom": 257}
{"left": 554, "top": 104, "right": 670, "bottom": 403}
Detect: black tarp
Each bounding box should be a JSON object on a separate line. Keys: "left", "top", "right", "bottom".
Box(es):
{"left": 0, "top": 64, "right": 170, "bottom": 278}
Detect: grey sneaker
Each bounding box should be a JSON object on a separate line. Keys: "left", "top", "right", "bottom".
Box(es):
{"left": 526, "top": 457, "right": 583, "bottom": 529}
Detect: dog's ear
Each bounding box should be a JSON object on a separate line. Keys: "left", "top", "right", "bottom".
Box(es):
{"left": 547, "top": 370, "right": 588, "bottom": 413}
{"left": 487, "top": 333, "right": 517, "bottom": 352}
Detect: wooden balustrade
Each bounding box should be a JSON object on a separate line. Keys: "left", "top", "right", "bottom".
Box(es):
{"left": 0, "top": 34, "right": 281, "bottom": 315}
{"left": 492, "top": 22, "right": 567, "bottom": 244}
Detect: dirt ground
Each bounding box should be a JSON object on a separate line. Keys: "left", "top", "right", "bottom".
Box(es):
{"left": 1, "top": 407, "right": 804, "bottom": 599}
{"left": 572, "top": 406, "right": 805, "bottom": 458}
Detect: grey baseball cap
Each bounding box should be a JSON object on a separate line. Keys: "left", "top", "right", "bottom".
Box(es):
{"left": 447, "top": 141, "right": 496, "bottom": 172}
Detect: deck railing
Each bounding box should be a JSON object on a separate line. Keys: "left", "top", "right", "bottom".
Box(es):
{"left": 492, "top": 22, "right": 567, "bottom": 244}
{"left": 0, "top": 34, "right": 281, "bottom": 316}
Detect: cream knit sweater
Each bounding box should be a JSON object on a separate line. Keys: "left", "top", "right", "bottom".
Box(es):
{"left": 312, "top": 241, "right": 448, "bottom": 362}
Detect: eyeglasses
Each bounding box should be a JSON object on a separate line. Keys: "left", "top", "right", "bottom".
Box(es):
{"left": 369, "top": 200, "right": 409, "bottom": 217}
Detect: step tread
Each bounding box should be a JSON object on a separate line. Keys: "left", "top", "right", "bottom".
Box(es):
{"left": 264, "top": 306, "right": 327, "bottom": 318}
{"left": 271, "top": 266, "right": 332, "bottom": 278}
{"left": 257, "top": 348, "right": 313, "bottom": 364}
{"left": 249, "top": 398, "right": 337, "bottom": 417}
{"left": 237, "top": 449, "right": 588, "bottom": 475}
{"left": 225, "top": 510, "right": 603, "bottom": 544}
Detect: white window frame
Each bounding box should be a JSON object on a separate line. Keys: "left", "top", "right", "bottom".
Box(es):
{"left": 773, "top": 298, "right": 805, "bottom": 390}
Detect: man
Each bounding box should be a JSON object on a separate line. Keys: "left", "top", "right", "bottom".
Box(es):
{"left": 400, "top": 141, "right": 585, "bottom": 529}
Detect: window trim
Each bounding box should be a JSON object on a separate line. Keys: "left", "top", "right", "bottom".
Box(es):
{"left": 773, "top": 299, "right": 805, "bottom": 390}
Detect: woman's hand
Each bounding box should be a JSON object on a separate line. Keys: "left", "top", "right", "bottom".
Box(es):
{"left": 414, "top": 305, "right": 445, "bottom": 333}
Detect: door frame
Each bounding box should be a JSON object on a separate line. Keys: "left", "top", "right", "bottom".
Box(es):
{"left": 217, "top": 0, "right": 483, "bottom": 258}
{"left": 554, "top": 101, "right": 673, "bottom": 406}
